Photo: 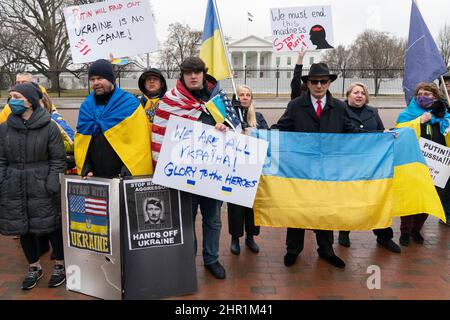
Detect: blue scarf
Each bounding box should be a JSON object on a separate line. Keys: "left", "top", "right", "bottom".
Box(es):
{"left": 397, "top": 98, "right": 450, "bottom": 135}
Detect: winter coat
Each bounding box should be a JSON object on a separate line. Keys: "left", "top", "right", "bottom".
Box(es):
{"left": 272, "top": 90, "right": 361, "bottom": 133}
{"left": 0, "top": 107, "right": 66, "bottom": 235}
{"left": 346, "top": 102, "right": 385, "bottom": 131}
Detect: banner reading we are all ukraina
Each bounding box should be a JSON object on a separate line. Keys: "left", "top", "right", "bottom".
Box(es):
{"left": 253, "top": 128, "right": 446, "bottom": 231}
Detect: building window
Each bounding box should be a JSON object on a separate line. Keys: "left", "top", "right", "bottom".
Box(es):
{"left": 276, "top": 57, "right": 281, "bottom": 66}
{"left": 310, "top": 57, "right": 314, "bottom": 65}
{"left": 233, "top": 57, "right": 238, "bottom": 67}
{"left": 287, "top": 72, "right": 291, "bottom": 78}
{"left": 260, "top": 71, "right": 264, "bottom": 78}
{"left": 287, "top": 57, "right": 292, "bottom": 66}
{"left": 260, "top": 56, "right": 265, "bottom": 66}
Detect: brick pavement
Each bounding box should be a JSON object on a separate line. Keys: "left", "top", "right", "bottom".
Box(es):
{"left": 1, "top": 208, "right": 449, "bottom": 300}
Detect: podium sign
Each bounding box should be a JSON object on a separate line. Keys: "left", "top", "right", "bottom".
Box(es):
{"left": 61, "top": 176, "right": 122, "bottom": 300}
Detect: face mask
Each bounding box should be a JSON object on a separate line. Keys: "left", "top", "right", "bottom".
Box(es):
{"left": 9, "top": 99, "right": 28, "bottom": 115}
{"left": 417, "top": 95, "right": 434, "bottom": 108}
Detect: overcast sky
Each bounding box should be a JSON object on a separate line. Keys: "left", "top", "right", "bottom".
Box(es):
{"left": 150, "top": 0, "right": 450, "bottom": 45}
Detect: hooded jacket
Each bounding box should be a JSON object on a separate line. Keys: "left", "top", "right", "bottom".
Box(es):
{"left": 0, "top": 107, "right": 66, "bottom": 235}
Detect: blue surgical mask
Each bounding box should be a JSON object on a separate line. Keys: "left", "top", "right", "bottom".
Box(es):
{"left": 9, "top": 99, "right": 28, "bottom": 115}
{"left": 417, "top": 95, "right": 434, "bottom": 109}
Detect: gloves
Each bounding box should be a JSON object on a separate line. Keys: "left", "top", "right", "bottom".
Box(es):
{"left": 431, "top": 100, "right": 446, "bottom": 118}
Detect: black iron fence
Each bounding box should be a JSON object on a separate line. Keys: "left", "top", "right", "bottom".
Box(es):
{"left": 0, "top": 67, "right": 406, "bottom": 98}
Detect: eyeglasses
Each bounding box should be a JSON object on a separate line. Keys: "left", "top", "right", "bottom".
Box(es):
{"left": 309, "top": 79, "right": 330, "bottom": 85}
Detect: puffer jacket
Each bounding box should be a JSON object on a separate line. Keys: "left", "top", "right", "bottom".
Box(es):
{"left": 0, "top": 107, "right": 66, "bottom": 235}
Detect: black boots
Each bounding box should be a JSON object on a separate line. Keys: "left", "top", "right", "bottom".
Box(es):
{"left": 230, "top": 237, "right": 240, "bottom": 255}
{"left": 245, "top": 235, "right": 259, "bottom": 253}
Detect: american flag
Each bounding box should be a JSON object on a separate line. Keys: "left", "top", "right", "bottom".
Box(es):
{"left": 69, "top": 195, "right": 108, "bottom": 217}
{"left": 220, "top": 90, "right": 242, "bottom": 131}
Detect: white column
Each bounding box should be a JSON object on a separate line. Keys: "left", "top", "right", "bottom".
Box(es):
{"left": 242, "top": 51, "right": 247, "bottom": 69}
{"left": 257, "top": 51, "right": 261, "bottom": 78}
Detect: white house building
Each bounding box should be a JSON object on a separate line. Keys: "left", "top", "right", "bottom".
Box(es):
{"left": 227, "top": 35, "right": 324, "bottom": 79}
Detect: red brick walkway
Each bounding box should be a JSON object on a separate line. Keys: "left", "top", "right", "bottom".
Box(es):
{"left": 1, "top": 207, "right": 449, "bottom": 300}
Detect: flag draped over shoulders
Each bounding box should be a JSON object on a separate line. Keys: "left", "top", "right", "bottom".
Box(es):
{"left": 253, "top": 128, "right": 445, "bottom": 231}
{"left": 75, "top": 86, "right": 153, "bottom": 176}
{"left": 151, "top": 80, "right": 204, "bottom": 164}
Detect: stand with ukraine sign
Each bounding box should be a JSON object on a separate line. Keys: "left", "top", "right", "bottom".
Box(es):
{"left": 61, "top": 175, "right": 196, "bottom": 300}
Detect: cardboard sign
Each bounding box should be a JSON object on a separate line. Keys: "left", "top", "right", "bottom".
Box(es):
{"left": 65, "top": 179, "right": 112, "bottom": 254}
{"left": 270, "top": 6, "right": 334, "bottom": 53}
{"left": 419, "top": 138, "right": 450, "bottom": 188}
{"left": 152, "top": 116, "right": 268, "bottom": 208}
{"left": 64, "top": 0, "right": 158, "bottom": 63}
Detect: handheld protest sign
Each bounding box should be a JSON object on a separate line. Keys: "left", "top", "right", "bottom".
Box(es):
{"left": 121, "top": 177, "right": 197, "bottom": 299}
{"left": 270, "top": 6, "right": 334, "bottom": 53}
{"left": 152, "top": 116, "right": 268, "bottom": 208}
{"left": 419, "top": 138, "right": 450, "bottom": 188}
{"left": 61, "top": 175, "right": 122, "bottom": 300}
{"left": 63, "top": 0, "right": 158, "bottom": 64}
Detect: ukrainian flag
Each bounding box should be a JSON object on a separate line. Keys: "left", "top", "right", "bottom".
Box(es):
{"left": 253, "top": 128, "right": 445, "bottom": 231}
{"left": 75, "top": 86, "right": 153, "bottom": 176}
{"left": 205, "top": 94, "right": 226, "bottom": 124}
{"left": 70, "top": 213, "right": 108, "bottom": 236}
{"left": 199, "top": 0, "right": 231, "bottom": 81}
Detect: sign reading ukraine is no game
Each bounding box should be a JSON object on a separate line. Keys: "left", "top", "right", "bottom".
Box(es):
{"left": 63, "top": 0, "right": 158, "bottom": 64}
{"left": 153, "top": 116, "right": 268, "bottom": 208}
{"left": 66, "top": 180, "right": 112, "bottom": 254}
{"left": 270, "top": 6, "right": 334, "bottom": 53}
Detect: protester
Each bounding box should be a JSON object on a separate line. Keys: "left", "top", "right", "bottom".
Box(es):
{"left": 337, "top": 82, "right": 401, "bottom": 253}
{"left": 75, "top": 59, "right": 153, "bottom": 178}
{"left": 0, "top": 83, "right": 66, "bottom": 290}
{"left": 290, "top": 47, "right": 307, "bottom": 100}
{"left": 397, "top": 82, "right": 450, "bottom": 240}
{"left": 138, "top": 68, "right": 167, "bottom": 131}
{"left": 0, "top": 73, "right": 49, "bottom": 124}
{"left": 228, "top": 85, "right": 268, "bottom": 255}
{"left": 272, "top": 63, "right": 364, "bottom": 269}
{"left": 152, "top": 57, "right": 241, "bottom": 279}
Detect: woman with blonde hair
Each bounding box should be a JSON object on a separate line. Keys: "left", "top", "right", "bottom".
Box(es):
{"left": 338, "top": 82, "right": 401, "bottom": 253}
{"left": 228, "top": 85, "right": 268, "bottom": 255}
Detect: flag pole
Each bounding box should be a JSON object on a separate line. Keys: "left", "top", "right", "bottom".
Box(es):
{"left": 212, "top": 0, "right": 237, "bottom": 96}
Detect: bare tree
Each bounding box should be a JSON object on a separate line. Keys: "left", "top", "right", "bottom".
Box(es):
{"left": 437, "top": 24, "right": 450, "bottom": 67}
{"left": 349, "top": 30, "right": 405, "bottom": 95}
{"left": 322, "top": 45, "right": 353, "bottom": 75}
{"left": 158, "top": 23, "right": 202, "bottom": 72}
{"left": 0, "top": 0, "right": 83, "bottom": 90}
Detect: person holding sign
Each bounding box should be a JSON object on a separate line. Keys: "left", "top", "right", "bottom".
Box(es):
{"left": 228, "top": 85, "right": 268, "bottom": 255}
{"left": 75, "top": 59, "right": 153, "bottom": 178}
{"left": 152, "top": 57, "right": 241, "bottom": 280}
{"left": 272, "top": 63, "right": 363, "bottom": 269}
{"left": 396, "top": 83, "right": 450, "bottom": 241}
{"left": 337, "top": 83, "right": 401, "bottom": 253}
{"left": 0, "top": 83, "right": 67, "bottom": 290}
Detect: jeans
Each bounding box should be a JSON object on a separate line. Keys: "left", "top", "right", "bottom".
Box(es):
{"left": 192, "top": 195, "right": 223, "bottom": 265}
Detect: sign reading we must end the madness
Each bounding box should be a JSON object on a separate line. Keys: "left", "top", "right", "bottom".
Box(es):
{"left": 64, "top": 0, "right": 158, "bottom": 64}
{"left": 270, "top": 6, "right": 334, "bottom": 53}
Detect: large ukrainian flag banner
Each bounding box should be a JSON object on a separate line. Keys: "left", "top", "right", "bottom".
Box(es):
{"left": 75, "top": 86, "right": 153, "bottom": 176}
{"left": 199, "top": 0, "right": 231, "bottom": 81}
{"left": 253, "top": 128, "right": 445, "bottom": 231}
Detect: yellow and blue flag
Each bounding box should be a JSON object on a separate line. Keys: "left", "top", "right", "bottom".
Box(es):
{"left": 199, "top": 0, "right": 231, "bottom": 81}
{"left": 253, "top": 128, "right": 445, "bottom": 231}
{"left": 75, "top": 86, "right": 153, "bottom": 176}
{"left": 205, "top": 94, "right": 227, "bottom": 124}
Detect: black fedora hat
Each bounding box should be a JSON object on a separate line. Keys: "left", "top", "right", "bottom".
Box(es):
{"left": 301, "top": 63, "right": 337, "bottom": 82}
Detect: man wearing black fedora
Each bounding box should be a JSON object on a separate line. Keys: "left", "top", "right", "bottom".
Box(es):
{"left": 272, "top": 62, "right": 361, "bottom": 269}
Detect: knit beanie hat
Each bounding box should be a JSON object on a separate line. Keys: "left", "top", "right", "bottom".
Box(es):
{"left": 10, "top": 83, "right": 42, "bottom": 110}
{"left": 88, "top": 59, "right": 115, "bottom": 84}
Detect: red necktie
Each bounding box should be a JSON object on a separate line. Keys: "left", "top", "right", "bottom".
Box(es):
{"left": 316, "top": 99, "right": 323, "bottom": 118}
